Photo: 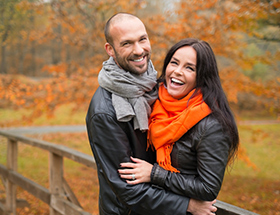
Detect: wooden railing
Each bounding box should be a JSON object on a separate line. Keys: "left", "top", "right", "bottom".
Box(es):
{"left": 0, "top": 130, "right": 95, "bottom": 215}
{"left": 0, "top": 130, "right": 258, "bottom": 215}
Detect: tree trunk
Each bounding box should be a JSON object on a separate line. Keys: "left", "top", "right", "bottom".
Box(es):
{"left": 51, "top": 24, "right": 62, "bottom": 65}
{"left": 1, "top": 44, "right": 6, "bottom": 74}
{"left": 31, "top": 39, "right": 36, "bottom": 76}
{"left": 18, "top": 39, "right": 24, "bottom": 75}
{"left": 29, "top": 15, "right": 36, "bottom": 76}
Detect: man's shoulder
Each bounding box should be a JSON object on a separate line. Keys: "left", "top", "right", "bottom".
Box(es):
{"left": 92, "top": 86, "right": 111, "bottom": 101}
{"left": 88, "top": 87, "right": 115, "bottom": 117}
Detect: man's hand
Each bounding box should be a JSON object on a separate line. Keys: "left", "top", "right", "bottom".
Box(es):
{"left": 187, "top": 199, "right": 217, "bottom": 215}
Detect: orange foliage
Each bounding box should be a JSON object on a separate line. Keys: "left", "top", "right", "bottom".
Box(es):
{"left": 237, "top": 146, "right": 259, "bottom": 171}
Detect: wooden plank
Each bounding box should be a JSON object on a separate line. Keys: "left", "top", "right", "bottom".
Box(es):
{"left": 51, "top": 195, "right": 91, "bottom": 215}
{"left": 7, "top": 139, "right": 17, "bottom": 171}
{"left": 0, "top": 131, "right": 96, "bottom": 169}
{"left": 49, "top": 153, "right": 63, "bottom": 215}
{"left": 63, "top": 178, "right": 82, "bottom": 208}
{"left": 216, "top": 200, "right": 259, "bottom": 215}
{"left": 6, "top": 139, "right": 17, "bottom": 215}
{"left": 0, "top": 166, "right": 8, "bottom": 178}
{"left": 0, "top": 175, "right": 6, "bottom": 190}
{"left": 49, "top": 153, "right": 63, "bottom": 195}
{"left": 0, "top": 165, "right": 50, "bottom": 204}
{"left": 0, "top": 201, "right": 5, "bottom": 215}
{"left": 0, "top": 199, "right": 29, "bottom": 208}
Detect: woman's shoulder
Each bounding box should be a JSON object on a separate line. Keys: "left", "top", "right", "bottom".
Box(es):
{"left": 197, "top": 114, "right": 220, "bottom": 129}
{"left": 193, "top": 114, "right": 228, "bottom": 139}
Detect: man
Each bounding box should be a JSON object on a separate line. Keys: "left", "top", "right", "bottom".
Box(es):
{"left": 86, "top": 12, "right": 217, "bottom": 215}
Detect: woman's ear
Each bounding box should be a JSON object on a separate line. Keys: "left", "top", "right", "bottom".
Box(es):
{"left": 104, "top": 43, "right": 115, "bottom": 58}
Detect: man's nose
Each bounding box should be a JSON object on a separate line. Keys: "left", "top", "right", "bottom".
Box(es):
{"left": 133, "top": 43, "right": 144, "bottom": 55}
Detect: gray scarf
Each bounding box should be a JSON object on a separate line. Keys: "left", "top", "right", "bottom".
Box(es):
{"left": 98, "top": 57, "right": 158, "bottom": 131}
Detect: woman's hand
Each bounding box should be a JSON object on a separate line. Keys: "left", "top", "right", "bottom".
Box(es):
{"left": 118, "top": 157, "right": 153, "bottom": 184}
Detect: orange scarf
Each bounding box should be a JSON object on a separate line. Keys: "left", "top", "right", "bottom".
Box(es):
{"left": 148, "top": 84, "right": 212, "bottom": 173}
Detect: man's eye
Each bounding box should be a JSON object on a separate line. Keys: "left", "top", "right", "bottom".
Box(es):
{"left": 140, "top": 38, "right": 147, "bottom": 42}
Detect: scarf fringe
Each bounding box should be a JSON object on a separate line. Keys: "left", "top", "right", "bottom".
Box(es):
{"left": 157, "top": 145, "right": 180, "bottom": 173}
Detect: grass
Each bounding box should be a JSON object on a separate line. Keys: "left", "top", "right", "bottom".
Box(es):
{"left": 218, "top": 123, "right": 280, "bottom": 214}
{"left": 230, "top": 124, "right": 279, "bottom": 180}
{"left": 0, "top": 103, "right": 87, "bottom": 127}
{"left": 0, "top": 106, "right": 280, "bottom": 214}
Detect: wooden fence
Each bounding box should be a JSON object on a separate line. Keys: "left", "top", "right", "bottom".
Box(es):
{"left": 0, "top": 130, "right": 258, "bottom": 215}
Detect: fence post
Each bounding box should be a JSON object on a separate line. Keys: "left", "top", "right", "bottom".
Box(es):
{"left": 6, "top": 139, "right": 18, "bottom": 215}
{"left": 49, "top": 152, "right": 63, "bottom": 215}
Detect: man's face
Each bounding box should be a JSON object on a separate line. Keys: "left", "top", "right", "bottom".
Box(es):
{"left": 106, "top": 18, "right": 151, "bottom": 75}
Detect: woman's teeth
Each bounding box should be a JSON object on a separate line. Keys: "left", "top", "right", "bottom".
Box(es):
{"left": 171, "top": 78, "right": 184, "bottom": 85}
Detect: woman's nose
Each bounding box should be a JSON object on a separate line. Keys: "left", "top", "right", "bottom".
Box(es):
{"left": 174, "top": 67, "right": 183, "bottom": 75}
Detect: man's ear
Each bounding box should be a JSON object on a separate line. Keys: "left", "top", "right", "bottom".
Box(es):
{"left": 104, "top": 43, "right": 115, "bottom": 58}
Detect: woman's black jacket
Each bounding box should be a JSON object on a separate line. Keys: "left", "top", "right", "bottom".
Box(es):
{"left": 151, "top": 115, "right": 230, "bottom": 201}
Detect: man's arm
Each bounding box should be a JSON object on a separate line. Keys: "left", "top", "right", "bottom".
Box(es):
{"left": 87, "top": 112, "right": 190, "bottom": 215}
{"left": 188, "top": 199, "right": 217, "bottom": 215}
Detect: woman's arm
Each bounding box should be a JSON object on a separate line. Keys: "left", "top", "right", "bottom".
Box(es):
{"left": 119, "top": 120, "right": 230, "bottom": 201}
{"left": 118, "top": 156, "right": 153, "bottom": 184}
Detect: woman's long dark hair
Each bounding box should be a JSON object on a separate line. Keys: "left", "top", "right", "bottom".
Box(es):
{"left": 158, "top": 38, "right": 239, "bottom": 165}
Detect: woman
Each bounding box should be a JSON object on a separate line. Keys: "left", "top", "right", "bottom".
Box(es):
{"left": 118, "top": 38, "right": 239, "bottom": 201}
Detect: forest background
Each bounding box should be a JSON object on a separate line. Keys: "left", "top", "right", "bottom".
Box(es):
{"left": 0, "top": 0, "right": 280, "bottom": 214}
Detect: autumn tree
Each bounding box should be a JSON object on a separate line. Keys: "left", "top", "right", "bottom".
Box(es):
{"left": 0, "top": 0, "right": 24, "bottom": 74}
{"left": 145, "top": 0, "right": 280, "bottom": 116}
{"left": 1, "top": 0, "right": 149, "bottom": 124}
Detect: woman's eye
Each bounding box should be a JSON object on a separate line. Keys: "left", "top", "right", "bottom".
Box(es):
{"left": 187, "top": 66, "right": 195, "bottom": 71}
{"left": 170, "top": 61, "right": 178, "bottom": 65}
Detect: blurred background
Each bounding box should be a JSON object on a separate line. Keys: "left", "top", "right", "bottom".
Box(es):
{"left": 0, "top": 0, "right": 279, "bottom": 214}
{"left": 0, "top": 0, "right": 279, "bottom": 123}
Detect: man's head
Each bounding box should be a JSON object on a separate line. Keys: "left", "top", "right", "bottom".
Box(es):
{"left": 104, "top": 13, "right": 151, "bottom": 75}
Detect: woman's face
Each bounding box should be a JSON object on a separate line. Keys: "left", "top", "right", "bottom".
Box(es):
{"left": 165, "top": 46, "right": 197, "bottom": 100}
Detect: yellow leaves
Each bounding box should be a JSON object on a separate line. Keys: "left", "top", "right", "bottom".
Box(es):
{"left": 220, "top": 68, "right": 245, "bottom": 103}
{"left": 0, "top": 57, "right": 101, "bottom": 126}
{"left": 16, "top": 0, "right": 33, "bottom": 11}
{"left": 117, "top": 0, "right": 143, "bottom": 11}
{"left": 219, "top": 65, "right": 280, "bottom": 117}
{"left": 42, "top": 63, "right": 68, "bottom": 76}
{"left": 204, "top": 0, "right": 219, "bottom": 9}
{"left": 272, "top": 1, "right": 280, "bottom": 9}
{"left": 237, "top": 145, "right": 259, "bottom": 171}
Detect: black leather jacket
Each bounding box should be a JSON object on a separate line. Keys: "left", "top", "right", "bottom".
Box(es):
{"left": 151, "top": 115, "right": 230, "bottom": 201}
{"left": 86, "top": 87, "right": 190, "bottom": 215}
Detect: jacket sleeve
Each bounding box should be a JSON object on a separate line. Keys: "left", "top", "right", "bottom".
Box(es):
{"left": 151, "top": 120, "right": 230, "bottom": 201}
{"left": 87, "top": 112, "right": 190, "bottom": 215}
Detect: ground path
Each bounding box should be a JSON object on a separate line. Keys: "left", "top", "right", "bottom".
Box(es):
{"left": 1, "top": 120, "right": 279, "bottom": 135}
{"left": 1, "top": 125, "right": 87, "bottom": 135}
{"left": 238, "top": 119, "right": 280, "bottom": 125}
